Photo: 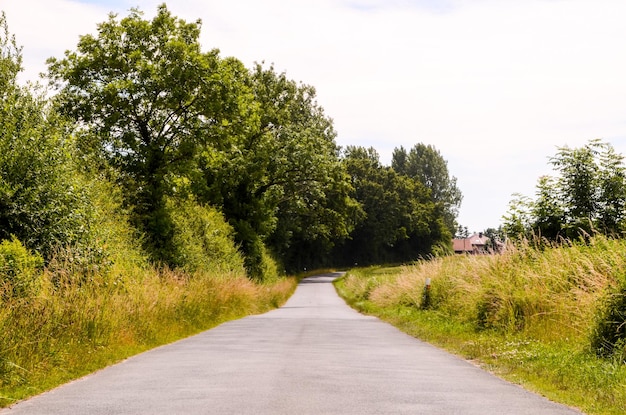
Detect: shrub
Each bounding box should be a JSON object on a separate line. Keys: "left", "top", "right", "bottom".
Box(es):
{"left": 0, "top": 237, "right": 44, "bottom": 299}
{"left": 255, "top": 243, "right": 282, "bottom": 283}
{"left": 167, "top": 197, "right": 245, "bottom": 274}
{"left": 591, "top": 273, "right": 626, "bottom": 362}
{"left": 1, "top": 14, "right": 94, "bottom": 260}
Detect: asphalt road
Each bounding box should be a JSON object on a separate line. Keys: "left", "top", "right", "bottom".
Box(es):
{"left": 1, "top": 272, "right": 582, "bottom": 414}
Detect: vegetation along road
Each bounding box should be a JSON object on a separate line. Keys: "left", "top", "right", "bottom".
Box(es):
{"left": 1, "top": 273, "right": 581, "bottom": 415}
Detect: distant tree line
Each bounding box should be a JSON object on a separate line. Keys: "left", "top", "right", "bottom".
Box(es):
{"left": 1, "top": 5, "right": 461, "bottom": 278}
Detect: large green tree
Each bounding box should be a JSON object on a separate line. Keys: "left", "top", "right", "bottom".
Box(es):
{"left": 47, "top": 4, "right": 252, "bottom": 262}
{"left": 596, "top": 143, "right": 626, "bottom": 233}
{"left": 196, "top": 64, "right": 358, "bottom": 275}
{"left": 502, "top": 193, "right": 534, "bottom": 238}
{"left": 392, "top": 143, "right": 462, "bottom": 234}
{"left": 532, "top": 175, "right": 564, "bottom": 239}
{"left": 335, "top": 146, "right": 448, "bottom": 265}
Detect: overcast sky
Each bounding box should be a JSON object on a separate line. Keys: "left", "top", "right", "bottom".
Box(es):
{"left": 3, "top": 0, "right": 626, "bottom": 233}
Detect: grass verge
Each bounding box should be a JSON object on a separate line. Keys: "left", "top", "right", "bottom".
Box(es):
{"left": 334, "top": 248, "right": 626, "bottom": 415}
{"left": 0, "top": 269, "right": 297, "bottom": 407}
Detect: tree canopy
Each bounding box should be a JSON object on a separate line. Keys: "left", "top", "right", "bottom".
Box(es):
{"left": 0, "top": 4, "right": 459, "bottom": 279}
{"left": 195, "top": 63, "right": 359, "bottom": 275}
{"left": 503, "top": 139, "right": 626, "bottom": 240}
{"left": 392, "top": 143, "right": 462, "bottom": 234}
{"left": 47, "top": 5, "right": 254, "bottom": 262}
{"left": 334, "top": 146, "right": 451, "bottom": 265}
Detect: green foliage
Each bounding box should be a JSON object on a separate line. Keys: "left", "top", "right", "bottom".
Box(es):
{"left": 86, "top": 177, "right": 148, "bottom": 273}
{"left": 167, "top": 197, "right": 245, "bottom": 273}
{"left": 502, "top": 193, "right": 535, "bottom": 238}
{"left": 41, "top": 4, "right": 462, "bottom": 277}
{"left": 551, "top": 141, "right": 599, "bottom": 230}
{"left": 0, "top": 12, "right": 93, "bottom": 259}
{"left": 335, "top": 146, "right": 449, "bottom": 265}
{"left": 254, "top": 243, "right": 282, "bottom": 284}
{"left": 46, "top": 6, "right": 357, "bottom": 276}
{"left": 532, "top": 175, "right": 564, "bottom": 239}
{"left": 0, "top": 237, "right": 43, "bottom": 299}
{"left": 5, "top": 0, "right": 462, "bottom": 285}
{"left": 269, "top": 158, "right": 361, "bottom": 272}
{"left": 196, "top": 63, "right": 357, "bottom": 275}
{"left": 392, "top": 143, "right": 462, "bottom": 234}
{"left": 0, "top": 12, "right": 21, "bottom": 87}
{"left": 504, "top": 139, "right": 626, "bottom": 240}
{"left": 591, "top": 273, "right": 626, "bottom": 362}
{"left": 47, "top": 4, "right": 253, "bottom": 263}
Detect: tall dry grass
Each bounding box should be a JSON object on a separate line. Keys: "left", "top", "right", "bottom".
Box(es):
{"left": 363, "top": 237, "right": 623, "bottom": 343}
{"left": 0, "top": 264, "right": 296, "bottom": 406}
{"left": 336, "top": 238, "right": 626, "bottom": 414}
{"left": 0, "top": 169, "right": 301, "bottom": 406}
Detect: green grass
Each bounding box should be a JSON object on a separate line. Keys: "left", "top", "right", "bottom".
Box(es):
{"left": 334, "top": 239, "right": 626, "bottom": 415}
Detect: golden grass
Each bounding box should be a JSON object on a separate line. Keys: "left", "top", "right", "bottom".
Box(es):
{"left": 336, "top": 236, "right": 626, "bottom": 415}
{"left": 363, "top": 238, "right": 622, "bottom": 340}
{"left": 0, "top": 265, "right": 297, "bottom": 406}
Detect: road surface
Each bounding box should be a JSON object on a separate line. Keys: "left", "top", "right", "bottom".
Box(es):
{"left": 1, "top": 272, "right": 582, "bottom": 414}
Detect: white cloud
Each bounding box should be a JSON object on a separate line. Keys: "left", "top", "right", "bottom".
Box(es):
{"left": 3, "top": 0, "right": 626, "bottom": 232}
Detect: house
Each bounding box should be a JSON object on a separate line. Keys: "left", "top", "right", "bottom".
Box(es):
{"left": 453, "top": 232, "right": 490, "bottom": 254}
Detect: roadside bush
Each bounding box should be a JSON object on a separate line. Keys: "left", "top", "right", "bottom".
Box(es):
{"left": 0, "top": 237, "right": 43, "bottom": 299}
{"left": 167, "top": 197, "right": 246, "bottom": 274}
{"left": 591, "top": 272, "right": 626, "bottom": 362}
{"left": 0, "top": 14, "right": 94, "bottom": 261}
{"left": 39, "top": 173, "right": 148, "bottom": 288}
{"left": 255, "top": 243, "right": 282, "bottom": 283}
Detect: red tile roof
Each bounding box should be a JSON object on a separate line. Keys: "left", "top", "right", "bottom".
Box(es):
{"left": 453, "top": 233, "right": 489, "bottom": 253}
